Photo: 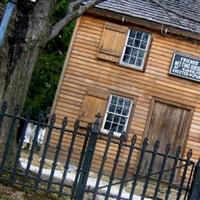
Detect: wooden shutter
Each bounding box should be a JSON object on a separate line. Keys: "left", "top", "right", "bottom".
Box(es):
{"left": 97, "top": 22, "right": 128, "bottom": 62}
{"left": 80, "top": 88, "right": 108, "bottom": 123}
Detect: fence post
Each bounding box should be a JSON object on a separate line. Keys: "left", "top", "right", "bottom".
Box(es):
{"left": 189, "top": 159, "right": 200, "bottom": 200}
{"left": 74, "top": 114, "right": 101, "bottom": 200}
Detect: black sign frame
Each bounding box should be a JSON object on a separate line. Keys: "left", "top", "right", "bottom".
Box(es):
{"left": 169, "top": 53, "right": 200, "bottom": 83}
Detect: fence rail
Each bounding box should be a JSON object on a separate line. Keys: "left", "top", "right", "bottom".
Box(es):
{"left": 0, "top": 102, "right": 199, "bottom": 199}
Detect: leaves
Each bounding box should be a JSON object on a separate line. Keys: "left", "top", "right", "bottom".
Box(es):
{"left": 1, "top": 0, "right": 8, "bottom": 5}
{"left": 24, "top": 52, "right": 63, "bottom": 118}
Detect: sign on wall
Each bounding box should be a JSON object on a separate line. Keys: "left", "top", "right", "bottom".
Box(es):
{"left": 169, "top": 53, "right": 200, "bottom": 82}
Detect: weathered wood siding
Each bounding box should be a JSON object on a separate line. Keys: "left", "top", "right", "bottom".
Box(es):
{"left": 50, "top": 15, "right": 200, "bottom": 175}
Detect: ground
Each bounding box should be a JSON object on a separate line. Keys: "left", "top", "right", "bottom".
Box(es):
{"left": 0, "top": 150, "right": 184, "bottom": 200}
{"left": 0, "top": 183, "right": 69, "bottom": 200}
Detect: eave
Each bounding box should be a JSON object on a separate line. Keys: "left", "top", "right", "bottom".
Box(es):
{"left": 87, "top": 7, "right": 200, "bottom": 42}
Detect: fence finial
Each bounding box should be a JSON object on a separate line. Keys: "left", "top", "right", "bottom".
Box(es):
{"left": 74, "top": 119, "right": 80, "bottom": 132}
{"left": 120, "top": 131, "right": 125, "bottom": 142}
{"left": 187, "top": 149, "right": 193, "bottom": 159}
{"left": 92, "top": 113, "right": 101, "bottom": 133}
{"left": 131, "top": 135, "right": 137, "bottom": 144}
{"left": 95, "top": 112, "right": 101, "bottom": 122}
{"left": 154, "top": 140, "right": 160, "bottom": 150}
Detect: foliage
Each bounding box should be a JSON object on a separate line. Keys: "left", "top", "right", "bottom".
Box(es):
{"left": 24, "top": 0, "right": 75, "bottom": 119}
{"left": 1, "top": 0, "right": 8, "bottom": 5}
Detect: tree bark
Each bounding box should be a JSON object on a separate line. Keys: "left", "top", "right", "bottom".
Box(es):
{"left": 0, "top": 0, "right": 104, "bottom": 108}
{"left": 0, "top": 0, "right": 104, "bottom": 166}
{"left": 0, "top": 0, "right": 56, "bottom": 164}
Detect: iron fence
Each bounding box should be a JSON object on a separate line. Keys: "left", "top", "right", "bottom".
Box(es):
{"left": 0, "top": 102, "right": 199, "bottom": 200}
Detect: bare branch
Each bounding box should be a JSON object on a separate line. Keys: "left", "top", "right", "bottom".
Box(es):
{"left": 49, "top": 0, "right": 200, "bottom": 42}
{"left": 151, "top": 0, "right": 200, "bottom": 23}
{"left": 68, "top": 0, "right": 85, "bottom": 14}
{"left": 49, "top": 0, "right": 105, "bottom": 41}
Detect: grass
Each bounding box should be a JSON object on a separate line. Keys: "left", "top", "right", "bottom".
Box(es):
{"left": 0, "top": 197, "right": 11, "bottom": 200}
{"left": 0, "top": 182, "right": 70, "bottom": 200}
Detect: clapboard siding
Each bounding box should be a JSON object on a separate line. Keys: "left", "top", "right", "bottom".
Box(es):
{"left": 51, "top": 15, "right": 200, "bottom": 175}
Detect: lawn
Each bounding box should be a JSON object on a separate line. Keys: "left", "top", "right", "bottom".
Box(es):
{"left": 0, "top": 183, "right": 69, "bottom": 200}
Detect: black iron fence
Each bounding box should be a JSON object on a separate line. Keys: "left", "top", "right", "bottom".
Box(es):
{"left": 0, "top": 102, "right": 199, "bottom": 200}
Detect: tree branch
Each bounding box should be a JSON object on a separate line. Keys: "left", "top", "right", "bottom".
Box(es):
{"left": 49, "top": 0, "right": 105, "bottom": 41}
{"left": 49, "top": 0, "right": 200, "bottom": 42}
{"left": 68, "top": 0, "right": 85, "bottom": 14}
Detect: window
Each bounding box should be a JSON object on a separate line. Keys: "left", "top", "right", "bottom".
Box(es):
{"left": 101, "top": 95, "right": 133, "bottom": 137}
{"left": 120, "top": 29, "right": 150, "bottom": 70}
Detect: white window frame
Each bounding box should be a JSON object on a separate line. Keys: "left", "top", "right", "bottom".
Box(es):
{"left": 101, "top": 95, "right": 133, "bottom": 137}
{"left": 120, "top": 29, "right": 151, "bottom": 71}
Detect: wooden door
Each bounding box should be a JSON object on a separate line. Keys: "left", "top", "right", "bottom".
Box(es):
{"left": 141, "top": 99, "right": 191, "bottom": 179}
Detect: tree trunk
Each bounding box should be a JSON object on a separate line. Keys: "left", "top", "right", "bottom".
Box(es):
{"left": 0, "top": 0, "right": 55, "bottom": 166}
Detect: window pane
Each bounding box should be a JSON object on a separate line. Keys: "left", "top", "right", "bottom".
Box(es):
{"left": 138, "top": 50, "right": 145, "bottom": 59}
{"left": 107, "top": 113, "right": 113, "bottom": 121}
{"left": 125, "top": 47, "right": 132, "bottom": 55}
{"left": 109, "top": 104, "right": 115, "bottom": 112}
{"left": 131, "top": 49, "right": 138, "bottom": 57}
{"left": 130, "top": 30, "right": 136, "bottom": 38}
{"left": 127, "top": 38, "right": 134, "bottom": 46}
{"left": 118, "top": 98, "right": 124, "bottom": 106}
{"left": 122, "top": 107, "right": 129, "bottom": 116}
{"left": 142, "top": 33, "right": 149, "bottom": 42}
{"left": 136, "top": 58, "right": 142, "bottom": 67}
{"left": 118, "top": 125, "right": 124, "bottom": 133}
{"left": 104, "top": 122, "right": 111, "bottom": 130}
{"left": 120, "top": 117, "right": 126, "bottom": 125}
{"left": 140, "top": 41, "right": 147, "bottom": 49}
{"left": 130, "top": 57, "right": 136, "bottom": 65}
{"left": 136, "top": 32, "right": 143, "bottom": 39}
{"left": 134, "top": 39, "right": 140, "bottom": 48}
{"left": 125, "top": 100, "right": 131, "bottom": 107}
{"left": 116, "top": 106, "right": 122, "bottom": 114}
{"left": 123, "top": 55, "right": 130, "bottom": 63}
{"left": 111, "top": 123, "right": 118, "bottom": 131}
{"left": 114, "top": 115, "right": 120, "bottom": 123}
{"left": 111, "top": 96, "right": 118, "bottom": 104}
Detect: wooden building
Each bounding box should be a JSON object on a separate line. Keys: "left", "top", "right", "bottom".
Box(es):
{"left": 49, "top": 0, "right": 200, "bottom": 175}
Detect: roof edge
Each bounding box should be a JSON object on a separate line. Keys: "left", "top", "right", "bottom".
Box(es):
{"left": 87, "top": 7, "right": 200, "bottom": 41}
